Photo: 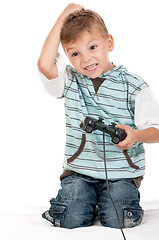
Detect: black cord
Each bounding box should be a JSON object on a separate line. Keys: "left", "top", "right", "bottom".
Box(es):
{"left": 102, "top": 132, "right": 127, "bottom": 240}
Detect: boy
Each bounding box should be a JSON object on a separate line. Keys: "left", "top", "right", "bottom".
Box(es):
{"left": 38, "top": 3, "right": 159, "bottom": 229}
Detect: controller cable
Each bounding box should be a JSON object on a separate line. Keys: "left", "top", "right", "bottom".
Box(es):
{"left": 102, "top": 132, "right": 127, "bottom": 240}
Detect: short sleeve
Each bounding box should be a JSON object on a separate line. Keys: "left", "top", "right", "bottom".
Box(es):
{"left": 135, "top": 86, "right": 159, "bottom": 130}
{"left": 39, "top": 53, "right": 69, "bottom": 98}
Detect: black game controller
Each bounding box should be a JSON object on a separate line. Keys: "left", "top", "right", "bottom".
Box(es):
{"left": 80, "top": 116, "right": 127, "bottom": 144}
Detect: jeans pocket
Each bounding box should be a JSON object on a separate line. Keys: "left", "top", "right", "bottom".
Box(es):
{"left": 124, "top": 208, "right": 144, "bottom": 228}
{"left": 42, "top": 198, "right": 67, "bottom": 227}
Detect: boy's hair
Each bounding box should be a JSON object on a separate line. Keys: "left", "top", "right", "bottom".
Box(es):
{"left": 61, "top": 9, "right": 108, "bottom": 45}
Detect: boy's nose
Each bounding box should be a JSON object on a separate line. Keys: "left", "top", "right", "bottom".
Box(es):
{"left": 82, "top": 53, "right": 92, "bottom": 63}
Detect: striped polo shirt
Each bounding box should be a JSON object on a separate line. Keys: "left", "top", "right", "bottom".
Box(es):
{"left": 60, "top": 64, "right": 148, "bottom": 180}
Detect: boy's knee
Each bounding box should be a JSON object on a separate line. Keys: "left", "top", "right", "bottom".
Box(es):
{"left": 123, "top": 207, "right": 144, "bottom": 228}
{"left": 63, "top": 215, "right": 93, "bottom": 229}
{"left": 42, "top": 198, "right": 93, "bottom": 229}
{"left": 42, "top": 211, "right": 92, "bottom": 229}
{"left": 100, "top": 206, "right": 144, "bottom": 229}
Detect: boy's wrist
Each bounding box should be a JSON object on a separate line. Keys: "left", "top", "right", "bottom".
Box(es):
{"left": 57, "top": 14, "right": 67, "bottom": 26}
{"left": 134, "top": 129, "right": 141, "bottom": 143}
{"left": 134, "top": 127, "right": 159, "bottom": 143}
{"left": 55, "top": 16, "right": 66, "bottom": 31}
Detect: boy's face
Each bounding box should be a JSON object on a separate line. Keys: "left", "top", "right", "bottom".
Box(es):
{"left": 63, "top": 28, "right": 114, "bottom": 79}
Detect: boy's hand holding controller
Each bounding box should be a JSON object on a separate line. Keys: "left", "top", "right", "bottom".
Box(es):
{"left": 115, "top": 124, "right": 138, "bottom": 150}
{"left": 116, "top": 124, "right": 159, "bottom": 150}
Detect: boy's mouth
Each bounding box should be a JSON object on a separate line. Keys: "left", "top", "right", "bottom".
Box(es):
{"left": 84, "top": 63, "right": 98, "bottom": 71}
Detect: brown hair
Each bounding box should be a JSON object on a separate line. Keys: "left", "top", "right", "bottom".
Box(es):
{"left": 61, "top": 9, "right": 108, "bottom": 45}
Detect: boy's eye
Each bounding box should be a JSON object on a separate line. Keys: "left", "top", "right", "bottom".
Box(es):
{"left": 72, "top": 52, "right": 78, "bottom": 57}
{"left": 90, "top": 45, "right": 97, "bottom": 50}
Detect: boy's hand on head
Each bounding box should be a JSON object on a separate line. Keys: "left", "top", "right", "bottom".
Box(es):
{"left": 115, "top": 124, "right": 138, "bottom": 150}
{"left": 59, "top": 3, "right": 84, "bottom": 22}
{"left": 37, "top": 3, "right": 84, "bottom": 80}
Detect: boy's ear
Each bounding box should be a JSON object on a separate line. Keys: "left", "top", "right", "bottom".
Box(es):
{"left": 108, "top": 34, "right": 114, "bottom": 52}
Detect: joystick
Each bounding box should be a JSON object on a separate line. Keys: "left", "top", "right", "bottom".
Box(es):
{"left": 80, "top": 116, "right": 127, "bottom": 144}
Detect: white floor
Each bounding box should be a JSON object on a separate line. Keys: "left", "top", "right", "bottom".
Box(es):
{"left": 1, "top": 200, "right": 159, "bottom": 240}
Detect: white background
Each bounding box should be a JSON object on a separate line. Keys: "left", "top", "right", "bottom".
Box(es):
{"left": 0, "top": 0, "right": 159, "bottom": 211}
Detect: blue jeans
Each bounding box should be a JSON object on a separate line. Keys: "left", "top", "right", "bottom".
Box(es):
{"left": 42, "top": 174, "right": 143, "bottom": 229}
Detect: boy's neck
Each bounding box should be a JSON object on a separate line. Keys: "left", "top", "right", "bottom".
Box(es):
{"left": 103, "top": 62, "right": 115, "bottom": 74}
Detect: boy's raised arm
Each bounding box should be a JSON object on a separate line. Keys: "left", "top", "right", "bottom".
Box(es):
{"left": 37, "top": 3, "right": 83, "bottom": 80}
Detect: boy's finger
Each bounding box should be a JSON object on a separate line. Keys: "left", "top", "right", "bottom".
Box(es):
{"left": 117, "top": 124, "right": 129, "bottom": 130}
